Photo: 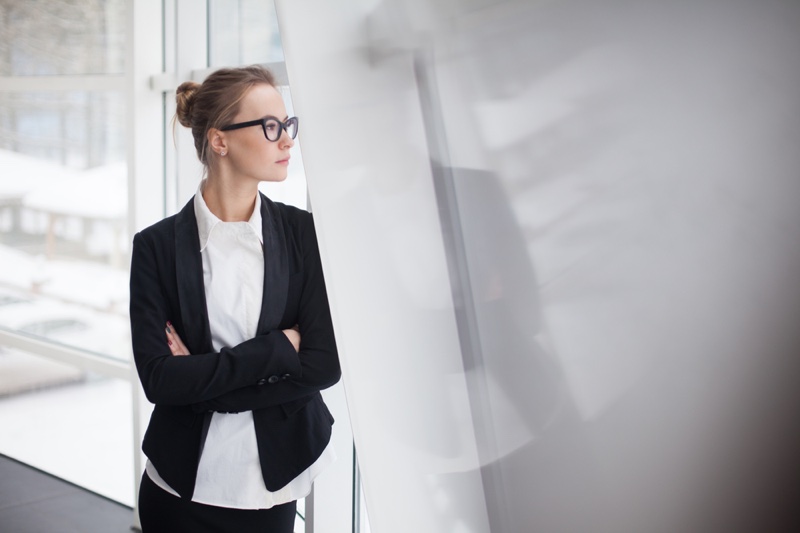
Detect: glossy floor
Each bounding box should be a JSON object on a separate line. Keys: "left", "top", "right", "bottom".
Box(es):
{"left": 0, "top": 453, "right": 134, "bottom": 532}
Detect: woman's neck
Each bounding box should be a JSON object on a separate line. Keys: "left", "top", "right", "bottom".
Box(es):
{"left": 201, "top": 175, "right": 258, "bottom": 222}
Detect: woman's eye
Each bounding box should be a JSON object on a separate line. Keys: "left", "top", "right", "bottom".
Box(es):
{"left": 265, "top": 123, "right": 277, "bottom": 131}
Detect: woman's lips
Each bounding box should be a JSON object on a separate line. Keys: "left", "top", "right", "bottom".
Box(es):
{"left": 276, "top": 157, "right": 290, "bottom": 165}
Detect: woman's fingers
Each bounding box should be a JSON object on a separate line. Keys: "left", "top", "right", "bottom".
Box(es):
{"left": 165, "top": 321, "right": 191, "bottom": 356}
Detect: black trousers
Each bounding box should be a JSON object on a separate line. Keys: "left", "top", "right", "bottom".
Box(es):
{"left": 138, "top": 472, "right": 297, "bottom": 533}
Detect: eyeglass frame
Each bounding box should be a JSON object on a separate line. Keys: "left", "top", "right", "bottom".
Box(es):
{"left": 219, "top": 115, "right": 299, "bottom": 142}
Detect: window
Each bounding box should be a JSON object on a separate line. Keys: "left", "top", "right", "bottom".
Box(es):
{"left": 0, "top": 0, "right": 133, "bottom": 505}
{"left": 208, "top": 0, "right": 284, "bottom": 67}
{"left": 1, "top": 2, "right": 356, "bottom": 529}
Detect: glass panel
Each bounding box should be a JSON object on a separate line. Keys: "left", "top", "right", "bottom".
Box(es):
{"left": 0, "top": 0, "right": 126, "bottom": 76}
{"left": 0, "top": 91, "right": 129, "bottom": 362}
{"left": 0, "top": 1, "right": 132, "bottom": 508}
{"left": 0, "top": 92, "right": 126, "bottom": 168}
{"left": 208, "top": 0, "right": 284, "bottom": 67}
{"left": 357, "top": 466, "right": 372, "bottom": 533}
{"left": 0, "top": 365, "right": 134, "bottom": 505}
{"left": 294, "top": 499, "right": 305, "bottom": 532}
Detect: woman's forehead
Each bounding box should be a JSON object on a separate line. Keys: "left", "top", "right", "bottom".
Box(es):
{"left": 238, "top": 83, "right": 286, "bottom": 118}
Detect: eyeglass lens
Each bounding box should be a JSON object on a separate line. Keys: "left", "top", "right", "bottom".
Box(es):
{"left": 263, "top": 117, "right": 298, "bottom": 142}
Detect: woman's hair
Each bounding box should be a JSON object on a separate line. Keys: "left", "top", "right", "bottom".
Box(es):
{"left": 174, "top": 65, "right": 276, "bottom": 165}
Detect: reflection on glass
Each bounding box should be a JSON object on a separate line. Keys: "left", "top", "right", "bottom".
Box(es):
{"left": 0, "top": 0, "right": 126, "bottom": 76}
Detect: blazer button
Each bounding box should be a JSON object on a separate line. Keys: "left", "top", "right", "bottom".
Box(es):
{"left": 267, "top": 375, "right": 281, "bottom": 384}
{"left": 257, "top": 378, "right": 267, "bottom": 386}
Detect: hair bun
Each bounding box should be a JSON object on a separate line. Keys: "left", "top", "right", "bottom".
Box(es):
{"left": 175, "top": 81, "right": 200, "bottom": 128}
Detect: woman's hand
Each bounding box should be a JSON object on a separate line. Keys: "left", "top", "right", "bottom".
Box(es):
{"left": 282, "top": 325, "right": 301, "bottom": 352}
{"left": 165, "top": 321, "right": 191, "bottom": 356}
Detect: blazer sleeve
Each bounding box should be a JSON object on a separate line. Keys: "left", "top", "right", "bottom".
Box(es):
{"left": 130, "top": 230, "right": 304, "bottom": 406}
{"left": 191, "top": 213, "right": 341, "bottom": 413}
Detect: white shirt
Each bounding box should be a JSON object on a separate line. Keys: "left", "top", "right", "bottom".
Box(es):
{"left": 146, "top": 183, "right": 335, "bottom": 508}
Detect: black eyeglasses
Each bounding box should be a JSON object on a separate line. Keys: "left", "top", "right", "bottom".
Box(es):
{"left": 220, "top": 116, "right": 299, "bottom": 142}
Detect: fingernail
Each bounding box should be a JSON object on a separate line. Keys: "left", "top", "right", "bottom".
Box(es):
{"left": 168, "top": 340, "right": 173, "bottom": 346}
{"left": 166, "top": 326, "right": 172, "bottom": 334}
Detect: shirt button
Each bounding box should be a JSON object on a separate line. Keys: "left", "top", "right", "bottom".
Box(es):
{"left": 282, "top": 374, "right": 291, "bottom": 380}
{"left": 267, "top": 375, "right": 281, "bottom": 384}
{"left": 257, "top": 378, "right": 267, "bottom": 386}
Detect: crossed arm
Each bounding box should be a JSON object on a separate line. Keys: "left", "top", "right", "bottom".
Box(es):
{"left": 129, "top": 217, "right": 340, "bottom": 413}
{"left": 167, "top": 322, "right": 299, "bottom": 357}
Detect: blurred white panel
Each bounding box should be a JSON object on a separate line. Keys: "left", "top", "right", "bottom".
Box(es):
{"left": 280, "top": 0, "right": 800, "bottom": 532}
{"left": 277, "top": 2, "right": 490, "bottom": 533}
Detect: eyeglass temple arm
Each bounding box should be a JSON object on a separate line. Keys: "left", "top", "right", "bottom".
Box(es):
{"left": 219, "top": 119, "right": 263, "bottom": 131}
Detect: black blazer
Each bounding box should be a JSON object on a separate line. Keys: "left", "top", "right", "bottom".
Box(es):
{"left": 129, "top": 193, "right": 340, "bottom": 498}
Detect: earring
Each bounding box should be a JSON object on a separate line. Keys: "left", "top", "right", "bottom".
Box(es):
{"left": 220, "top": 151, "right": 226, "bottom": 156}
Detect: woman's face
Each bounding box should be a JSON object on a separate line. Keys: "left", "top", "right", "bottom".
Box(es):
{"left": 222, "top": 83, "right": 294, "bottom": 184}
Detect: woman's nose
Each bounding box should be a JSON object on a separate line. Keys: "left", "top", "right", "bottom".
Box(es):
{"left": 280, "top": 130, "right": 295, "bottom": 149}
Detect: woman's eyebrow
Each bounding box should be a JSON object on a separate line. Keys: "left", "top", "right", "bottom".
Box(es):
{"left": 259, "top": 114, "right": 289, "bottom": 121}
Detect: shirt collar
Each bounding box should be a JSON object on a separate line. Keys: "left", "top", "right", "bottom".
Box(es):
{"left": 194, "top": 180, "right": 263, "bottom": 251}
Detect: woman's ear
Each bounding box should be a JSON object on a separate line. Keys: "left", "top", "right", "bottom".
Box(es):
{"left": 207, "top": 128, "right": 228, "bottom": 157}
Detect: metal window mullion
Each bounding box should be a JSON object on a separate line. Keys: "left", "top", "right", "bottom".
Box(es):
{"left": 0, "top": 328, "right": 130, "bottom": 381}
{"left": 127, "top": 0, "right": 167, "bottom": 529}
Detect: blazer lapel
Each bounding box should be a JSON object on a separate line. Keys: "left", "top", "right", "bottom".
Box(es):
{"left": 256, "top": 193, "right": 289, "bottom": 333}
{"left": 174, "top": 197, "right": 213, "bottom": 353}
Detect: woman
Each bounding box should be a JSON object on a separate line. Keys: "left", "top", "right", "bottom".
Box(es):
{"left": 129, "top": 65, "right": 340, "bottom": 532}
